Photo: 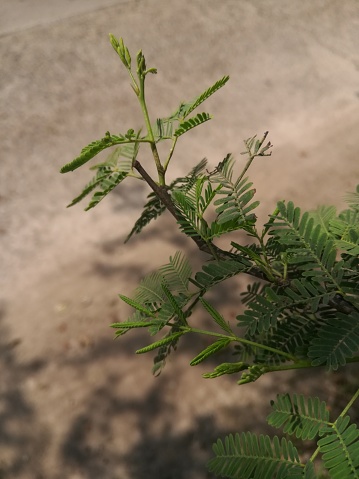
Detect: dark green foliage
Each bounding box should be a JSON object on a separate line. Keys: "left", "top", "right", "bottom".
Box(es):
{"left": 269, "top": 201, "right": 342, "bottom": 287}
{"left": 267, "top": 394, "right": 330, "bottom": 440}
{"left": 62, "top": 35, "right": 359, "bottom": 479}
{"left": 208, "top": 433, "right": 302, "bottom": 479}
{"left": 308, "top": 312, "right": 359, "bottom": 369}
{"left": 318, "top": 416, "right": 359, "bottom": 479}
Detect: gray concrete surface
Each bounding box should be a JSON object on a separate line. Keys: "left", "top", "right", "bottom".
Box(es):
{"left": 1, "top": 1, "right": 358, "bottom": 478}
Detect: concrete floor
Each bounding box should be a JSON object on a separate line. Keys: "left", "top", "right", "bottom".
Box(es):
{"left": 1, "top": 1, "right": 358, "bottom": 478}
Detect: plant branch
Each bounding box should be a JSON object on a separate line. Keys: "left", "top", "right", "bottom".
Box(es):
{"left": 339, "top": 386, "right": 359, "bottom": 418}
{"left": 180, "top": 326, "right": 296, "bottom": 361}
{"left": 137, "top": 76, "right": 165, "bottom": 185}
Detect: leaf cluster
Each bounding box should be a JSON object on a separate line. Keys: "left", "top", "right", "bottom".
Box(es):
{"left": 61, "top": 35, "right": 359, "bottom": 479}
{"left": 210, "top": 394, "right": 359, "bottom": 479}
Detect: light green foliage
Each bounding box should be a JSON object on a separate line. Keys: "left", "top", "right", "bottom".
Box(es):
{"left": 61, "top": 35, "right": 359, "bottom": 478}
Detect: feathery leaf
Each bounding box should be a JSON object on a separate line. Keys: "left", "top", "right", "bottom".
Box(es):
{"left": 208, "top": 433, "right": 302, "bottom": 479}
{"left": 190, "top": 338, "right": 231, "bottom": 366}
{"left": 174, "top": 112, "right": 211, "bottom": 137}
{"left": 60, "top": 131, "right": 137, "bottom": 173}
{"left": 318, "top": 415, "right": 359, "bottom": 479}
{"left": 267, "top": 394, "right": 330, "bottom": 440}
{"left": 308, "top": 311, "right": 359, "bottom": 370}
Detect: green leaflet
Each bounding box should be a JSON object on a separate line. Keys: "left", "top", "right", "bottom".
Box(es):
{"left": 239, "top": 278, "right": 335, "bottom": 334}
{"left": 160, "top": 282, "right": 187, "bottom": 324}
{"left": 200, "top": 298, "right": 232, "bottom": 334}
{"left": 172, "top": 189, "right": 210, "bottom": 240}
{"left": 85, "top": 171, "right": 128, "bottom": 210}
{"left": 112, "top": 321, "right": 157, "bottom": 332}
{"left": 309, "top": 205, "right": 337, "bottom": 235}
{"left": 318, "top": 415, "right": 359, "bottom": 479}
{"left": 251, "top": 313, "right": 323, "bottom": 365}
{"left": 152, "top": 116, "right": 175, "bottom": 140}
{"left": 132, "top": 271, "right": 167, "bottom": 305}
{"left": 66, "top": 144, "right": 136, "bottom": 210}
{"left": 179, "top": 75, "right": 229, "bottom": 119}
{"left": 237, "top": 292, "right": 285, "bottom": 335}
{"left": 195, "top": 259, "right": 251, "bottom": 289}
{"left": 269, "top": 200, "right": 342, "bottom": 286}
{"left": 210, "top": 156, "right": 260, "bottom": 226}
{"left": 174, "top": 112, "right": 211, "bottom": 137}
{"left": 118, "top": 295, "right": 156, "bottom": 317}
{"left": 308, "top": 311, "right": 359, "bottom": 370}
{"left": 344, "top": 184, "right": 359, "bottom": 210}
{"left": 109, "top": 34, "right": 132, "bottom": 69}
{"left": 60, "top": 131, "right": 138, "bottom": 173}
{"left": 208, "top": 433, "right": 302, "bottom": 479}
{"left": 329, "top": 209, "right": 359, "bottom": 256}
{"left": 159, "top": 251, "right": 192, "bottom": 295}
{"left": 267, "top": 394, "right": 330, "bottom": 440}
{"left": 190, "top": 338, "right": 231, "bottom": 366}
{"left": 135, "top": 331, "right": 185, "bottom": 354}
{"left": 125, "top": 192, "right": 166, "bottom": 242}
{"left": 203, "top": 361, "right": 249, "bottom": 379}
{"left": 66, "top": 169, "right": 110, "bottom": 207}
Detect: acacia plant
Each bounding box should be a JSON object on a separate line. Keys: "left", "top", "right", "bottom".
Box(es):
{"left": 61, "top": 35, "right": 359, "bottom": 478}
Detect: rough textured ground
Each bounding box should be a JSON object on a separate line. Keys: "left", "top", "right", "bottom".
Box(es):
{"left": 1, "top": 1, "right": 358, "bottom": 478}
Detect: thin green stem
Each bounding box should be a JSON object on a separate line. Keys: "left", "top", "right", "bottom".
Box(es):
{"left": 138, "top": 76, "right": 165, "bottom": 185}
{"left": 238, "top": 131, "right": 270, "bottom": 183}
{"left": 180, "top": 326, "right": 296, "bottom": 361}
{"left": 309, "top": 386, "right": 359, "bottom": 464}
{"left": 163, "top": 136, "right": 178, "bottom": 173}
{"left": 237, "top": 153, "right": 256, "bottom": 184}
{"left": 265, "top": 361, "right": 313, "bottom": 372}
{"left": 339, "top": 386, "right": 359, "bottom": 418}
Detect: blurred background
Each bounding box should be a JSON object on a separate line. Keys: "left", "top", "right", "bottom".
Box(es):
{"left": 1, "top": 1, "right": 358, "bottom": 478}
